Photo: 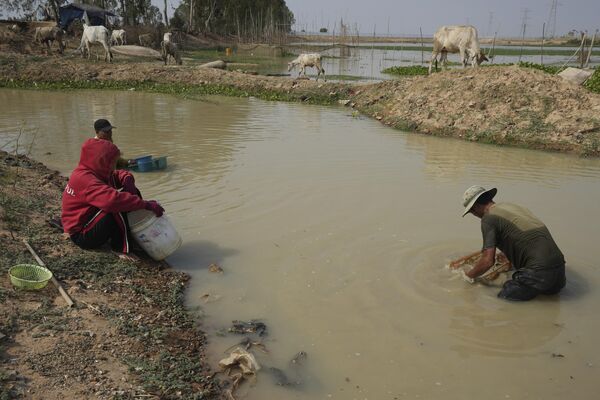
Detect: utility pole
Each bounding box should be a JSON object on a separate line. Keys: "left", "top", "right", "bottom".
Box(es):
{"left": 547, "top": 0, "right": 561, "bottom": 38}
{"left": 518, "top": 7, "right": 530, "bottom": 62}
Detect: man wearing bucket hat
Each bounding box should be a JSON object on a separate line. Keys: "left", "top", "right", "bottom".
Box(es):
{"left": 461, "top": 185, "right": 566, "bottom": 301}
{"left": 62, "top": 138, "right": 165, "bottom": 261}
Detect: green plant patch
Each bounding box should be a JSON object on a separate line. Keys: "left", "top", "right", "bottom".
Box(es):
{"left": 382, "top": 65, "right": 430, "bottom": 76}
{"left": 584, "top": 68, "right": 600, "bottom": 94}
{"left": 0, "top": 79, "right": 343, "bottom": 106}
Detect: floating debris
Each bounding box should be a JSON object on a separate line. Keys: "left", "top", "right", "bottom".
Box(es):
{"left": 209, "top": 263, "right": 224, "bottom": 273}
{"left": 229, "top": 320, "right": 267, "bottom": 336}
{"left": 219, "top": 346, "right": 261, "bottom": 375}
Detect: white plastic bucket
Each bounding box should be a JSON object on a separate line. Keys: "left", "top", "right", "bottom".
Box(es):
{"left": 127, "top": 209, "right": 182, "bottom": 260}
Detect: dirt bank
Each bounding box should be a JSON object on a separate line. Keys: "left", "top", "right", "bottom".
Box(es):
{"left": 351, "top": 65, "right": 600, "bottom": 155}
{"left": 0, "top": 151, "right": 221, "bottom": 399}
{"left": 1, "top": 52, "right": 599, "bottom": 156}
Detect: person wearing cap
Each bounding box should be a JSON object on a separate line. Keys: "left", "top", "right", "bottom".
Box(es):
{"left": 93, "top": 119, "right": 134, "bottom": 169}
{"left": 62, "top": 138, "right": 165, "bottom": 261}
{"left": 461, "top": 185, "right": 566, "bottom": 301}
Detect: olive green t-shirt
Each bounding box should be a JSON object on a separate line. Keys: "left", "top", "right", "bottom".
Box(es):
{"left": 481, "top": 203, "right": 565, "bottom": 271}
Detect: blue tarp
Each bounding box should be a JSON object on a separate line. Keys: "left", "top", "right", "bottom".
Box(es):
{"left": 59, "top": 3, "right": 116, "bottom": 29}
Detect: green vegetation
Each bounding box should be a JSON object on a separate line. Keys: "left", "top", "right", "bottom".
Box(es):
{"left": 584, "top": 68, "right": 600, "bottom": 94}
{"left": 359, "top": 44, "right": 600, "bottom": 57}
{"left": 172, "top": 0, "right": 294, "bottom": 39}
{"left": 516, "top": 61, "right": 565, "bottom": 74}
{"left": 125, "top": 352, "right": 212, "bottom": 397}
{"left": 382, "top": 65, "right": 430, "bottom": 76}
{"left": 0, "top": 79, "right": 343, "bottom": 106}
{"left": 382, "top": 62, "right": 569, "bottom": 77}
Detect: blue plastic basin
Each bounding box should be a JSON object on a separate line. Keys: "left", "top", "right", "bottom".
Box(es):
{"left": 135, "top": 155, "right": 152, "bottom": 163}
{"left": 137, "top": 159, "right": 154, "bottom": 172}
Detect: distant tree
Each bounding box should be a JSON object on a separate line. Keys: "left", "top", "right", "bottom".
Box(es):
{"left": 319, "top": 27, "right": 327, "bottom": 33}
{"left": 174, "top": 0, "right": 294, "bottom": 40}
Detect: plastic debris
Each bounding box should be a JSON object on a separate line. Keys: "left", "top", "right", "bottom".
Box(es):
{"left": 219, "top": 346, "right": 261, "bottom": 375}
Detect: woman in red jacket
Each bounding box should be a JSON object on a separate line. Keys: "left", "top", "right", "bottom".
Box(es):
{"left": 62, "top": 138, "right": 164, "bottom": 261}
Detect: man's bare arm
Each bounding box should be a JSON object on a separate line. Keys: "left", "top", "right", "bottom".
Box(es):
{"left": 466, "top": 247, "right": 496, "bottom": 279}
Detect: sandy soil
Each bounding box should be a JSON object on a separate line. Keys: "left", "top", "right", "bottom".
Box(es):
{"left": 0, "top": 151, "right": 222, "bottom": 399}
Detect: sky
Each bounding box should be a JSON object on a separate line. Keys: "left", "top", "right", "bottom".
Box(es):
{"left": 284, "top": 0, "right": 600, "bottom": 37}
{"left": 136, "top": 1, "right": 596, "bottom": 38}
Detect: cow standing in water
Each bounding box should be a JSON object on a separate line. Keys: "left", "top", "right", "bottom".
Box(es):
{"left": 429, "top": 25, "right": 488, "bottom": 74}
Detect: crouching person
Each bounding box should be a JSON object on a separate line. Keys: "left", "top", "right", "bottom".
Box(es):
{"left": 61, "top": 138, "right": 164, "bottom": 261}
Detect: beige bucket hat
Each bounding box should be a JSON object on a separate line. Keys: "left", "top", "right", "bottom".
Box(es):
{"left": 462, "top": 185, "right": 497, "bottom": 217}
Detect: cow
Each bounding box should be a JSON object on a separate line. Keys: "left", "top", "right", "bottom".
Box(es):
{"left": 78, "top": 24, "right": 113, "bottom": 62}
{"left": 429, "top": 25, "right": 488, "bottom": 74}
{"left": 288, "top": 53, "right": 326, "bottom": 81}
{"left": 110, "top": 29, "right": 126, "bottom": 46}
{"left": 34, "top": 26, "right": 65, "bottom": 54}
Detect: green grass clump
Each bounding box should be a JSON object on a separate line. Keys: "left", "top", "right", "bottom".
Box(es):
{"left": 517, "top": 61, "right": 565, "bottom": 74}
{"left": 382, "top": 65, "right": 430, "bottom": 76}
{"left": 584, "top": 68, "right": 600, "bottom": 94}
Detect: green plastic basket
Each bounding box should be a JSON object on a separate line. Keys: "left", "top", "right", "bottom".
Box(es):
{"left": 9, "top": 264, "right": 53, "bottom": 290}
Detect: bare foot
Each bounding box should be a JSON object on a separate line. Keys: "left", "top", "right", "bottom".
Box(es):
{"left": 114, "top": 252, "right": 140, "bottom": 262}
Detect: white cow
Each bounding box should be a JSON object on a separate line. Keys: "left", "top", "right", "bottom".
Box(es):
{"left": 78, "top": 24, "right": 113, "bottom": 62}
{"left": 34, "top": 26, "right": 64, "bottom": 54}
{"left": 110, "top": 29, "right": 126, "bottom": 46}
{"left": 288, "top": 53, "right": 325, "bottom": 81}
{"left": 428, "top": 25, "right": 488, "bottom": 74}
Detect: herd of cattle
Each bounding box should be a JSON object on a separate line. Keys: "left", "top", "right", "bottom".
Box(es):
{"left": 32, "top": 24, "right": 181, "bottom": 65}
{"left": 30, "top": 23, "right": 489, "bottom": 75}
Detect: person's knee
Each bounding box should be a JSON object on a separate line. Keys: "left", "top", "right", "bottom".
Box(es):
{"left": 498, "top": 280, "right": 539, "bottom": 301}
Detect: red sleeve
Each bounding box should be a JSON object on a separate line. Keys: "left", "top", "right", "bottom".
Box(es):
{"left": 112, "top": 169, "right": 135, "bottom": 186}
{"left": 84, "top": 179, "right": 146, "bottom": 213}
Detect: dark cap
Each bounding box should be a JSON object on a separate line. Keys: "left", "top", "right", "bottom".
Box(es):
{"left": 93, "top": 119, "right": 116, "bottom": 132}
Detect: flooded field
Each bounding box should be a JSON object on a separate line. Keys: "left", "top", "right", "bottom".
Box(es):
{"left": 2, "top": 89, "right": 600, "bottom": 399}
{"left": 282, "top": 43, "right": 597, "bottom": 80}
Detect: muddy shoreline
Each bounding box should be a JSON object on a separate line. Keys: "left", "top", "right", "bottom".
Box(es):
{"left": 0, "top": 151, "right": 222, "bottom": 399}
{"left": 1, "top": 53, "right": 599, "bottom": 156}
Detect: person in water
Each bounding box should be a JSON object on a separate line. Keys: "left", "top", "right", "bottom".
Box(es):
{"left": 461, "top": 185, "right": 566, "bottom": 301}
{"left": 61, "top": 138, "right": 164, "bottom": 261}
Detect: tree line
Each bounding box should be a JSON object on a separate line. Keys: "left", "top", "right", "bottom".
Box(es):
{"left": 0, "top": 0, "right": 295, "bottom": 40}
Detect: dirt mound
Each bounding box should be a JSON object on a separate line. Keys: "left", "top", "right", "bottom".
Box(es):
{"left": 352, "top": 66, "right": 600, "bottom": 155}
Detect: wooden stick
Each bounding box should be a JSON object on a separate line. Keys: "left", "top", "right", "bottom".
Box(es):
{"left": 23, "top": 239, "right": 74, "bottom": 307}
{"left": 449, "top": 250, "right": 481, "bottom": 269}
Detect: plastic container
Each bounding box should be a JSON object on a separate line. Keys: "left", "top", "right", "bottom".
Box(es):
{"left": 9, "top": 264, "right": 53, "bottom": 290}
{"left": 153, "top": 156, "right": 168, "bottom": 170}
{"left": 135, "top": 155, "right": 152, "bottom": 163}
{"left": 128, "top": 209, "right": 182, "bottom": 260}
{"left": 137, "top": 159, "right": 154, "bottom": 172}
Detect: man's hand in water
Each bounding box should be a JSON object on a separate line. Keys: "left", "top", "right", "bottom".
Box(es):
{"left": 460, "top": 270, "right": 475, "bottom": 284}
{"left": 466, "top": 247, "right": 496, "bottom": 280}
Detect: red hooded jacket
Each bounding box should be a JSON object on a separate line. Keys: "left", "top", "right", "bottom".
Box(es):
{"left": 61, "top": 139, "right": 146, "bottom": 252}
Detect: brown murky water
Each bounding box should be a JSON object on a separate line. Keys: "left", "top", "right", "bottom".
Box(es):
{"left": 2, "top": 89, "right": 600, "bottom": 399}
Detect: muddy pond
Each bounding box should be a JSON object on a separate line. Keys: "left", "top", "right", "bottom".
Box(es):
{"left": 1, "top": 89, "right": 600, "bottom": 399}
